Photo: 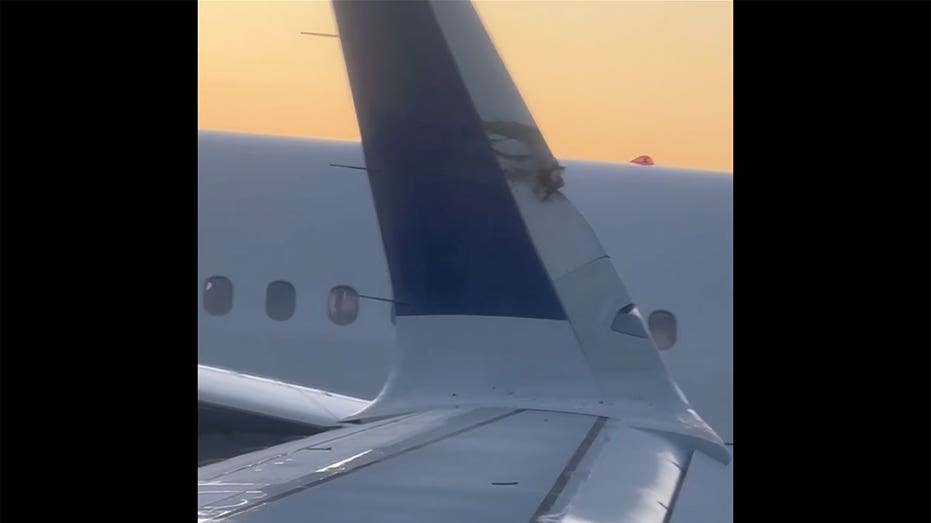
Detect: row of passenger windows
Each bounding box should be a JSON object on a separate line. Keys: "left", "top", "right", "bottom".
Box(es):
{"left": 203, "top": 276, "right": 361, "bottom": 325}
{"left": 203, "top": 276, "right": 677, "bottom": 349}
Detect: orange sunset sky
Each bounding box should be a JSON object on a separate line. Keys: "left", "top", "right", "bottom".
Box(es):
{"left": 199, "top": 1, "right": 732, "bottom": 172}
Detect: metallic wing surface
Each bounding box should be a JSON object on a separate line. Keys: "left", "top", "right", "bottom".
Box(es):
{"left": 198, "top": 365, "right": 371, "bottom": 465}
{"left": 198, "top": 365, "right": 369, "bottom": 429}
{"left": 198, "top": 408, "right": 731, "bottom": 523}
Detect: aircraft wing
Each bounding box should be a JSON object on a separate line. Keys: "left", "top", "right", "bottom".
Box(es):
{"left": 197, "top": 1, "right": 731, "bottom": 520}
{"left": 198, "top": 408, "right": 731, "bottom": 523}
{"left": 198, "top": 365, "right": 370, "bottom": 429}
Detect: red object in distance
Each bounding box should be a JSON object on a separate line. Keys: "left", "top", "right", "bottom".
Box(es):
{"left": 630, "top": 155, "right": 654, "bottom": 166}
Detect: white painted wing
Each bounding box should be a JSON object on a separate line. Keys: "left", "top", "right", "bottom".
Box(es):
{"left": 198, "top": 365, "right": 370, "bottom": 429}
{"left": 198, "top": 408, "right": 728, "bottom": 523}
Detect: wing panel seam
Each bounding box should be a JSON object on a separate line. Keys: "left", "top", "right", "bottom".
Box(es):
{"left": 528, "top": 415, "right": 608, "bottom": 522}
{"left": 202, "top": 409, "right": 523, "bottom": 522}
{"left": 661, "top": 448, "right": 695, "bottom": 523}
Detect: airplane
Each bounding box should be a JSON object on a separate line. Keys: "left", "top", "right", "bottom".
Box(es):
{"left": 198, "top": 1, "right": 733, "bottom": 521}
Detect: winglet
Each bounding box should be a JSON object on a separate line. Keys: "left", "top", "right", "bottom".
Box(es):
{"left": 333, "top": 0, "right": 725, "bottom": 457}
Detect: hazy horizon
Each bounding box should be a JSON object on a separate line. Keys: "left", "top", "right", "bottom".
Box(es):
{"left": 199, "top": 1, "right": 732, "bottom": 172}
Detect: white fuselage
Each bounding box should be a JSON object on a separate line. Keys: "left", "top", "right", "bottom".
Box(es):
{"left": 198, "top": 130, "right": 733, "bottom": 442}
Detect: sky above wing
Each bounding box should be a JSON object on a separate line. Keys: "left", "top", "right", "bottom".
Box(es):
{"left": 198, "top": 1, "right": 732, "bottom": 172}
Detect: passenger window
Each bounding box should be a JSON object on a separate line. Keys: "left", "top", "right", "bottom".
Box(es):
{"left": 328, "top": 285, "right": 359, "bottom": 325}
{"left": 649, "top": 310, "right": 677, "bottom": 350}
{"left": 203, "top": 276, "right": 233, "bottom": 316}
{"left": 266, "top": 281, "right": 296, "bottom": 321}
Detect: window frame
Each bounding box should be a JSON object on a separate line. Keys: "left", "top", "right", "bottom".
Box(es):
{"left": 648, "top": 309, "right": 677, "bottom": 350}
{"left": 328, "top": 285, "right": 360, "bottom": 326}
{"left": 265, "top": 280, "right": 297, "bottom": 321}
{"left": 203, "top": 276, "right": 234, "bottom": 316}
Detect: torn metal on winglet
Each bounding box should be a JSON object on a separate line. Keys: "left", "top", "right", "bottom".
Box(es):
{"left": 483, "top": 120, "right": 565, "bottom": 200}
